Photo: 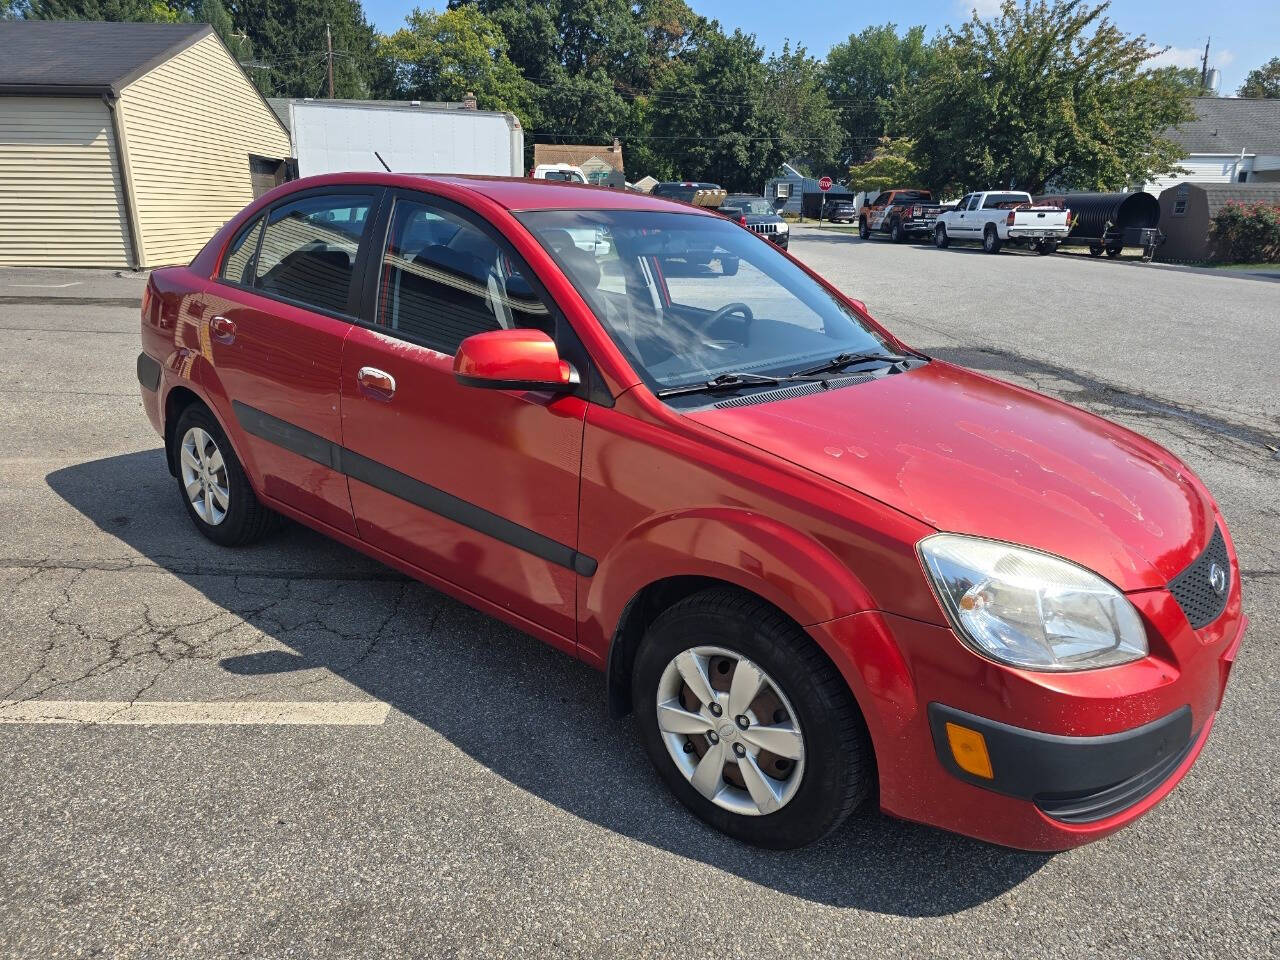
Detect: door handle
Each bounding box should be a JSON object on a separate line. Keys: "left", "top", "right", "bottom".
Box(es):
{"left": 357, "top": 366, "right": 396, "bottom": 399}
{"left": 210, "top": 315, "right": 236, "bottom": 343}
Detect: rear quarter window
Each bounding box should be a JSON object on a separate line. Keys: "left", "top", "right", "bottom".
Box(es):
{"left": 219, "top": 216, "right": 263, "bottom": 286}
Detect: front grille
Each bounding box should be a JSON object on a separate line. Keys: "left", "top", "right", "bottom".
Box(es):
{"left": 749, "top": 223, "right": 779, "bottom": 235}
{"left": 1168, "top": 525, "right": 1230, "bottom": 629}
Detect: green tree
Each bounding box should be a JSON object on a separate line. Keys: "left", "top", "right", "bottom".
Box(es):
{"left": 24, "top": 0, "right": 180, "bottom": 20}
{"left": 824, "top": 24, "right": 932, "bottom": 163}
{"left": 899, "top": 0, "right": 1195, "bottom": 195}
{"left": 647, "top": 28, "right": 779, "bottom": 191}
{"left": 227, "top": 0, "right": 390, "bottom": 98}
{"left": 1149, "top": 65, "right": 1212, "bottom": 95}
{"left": 847, "top": 137, "right": 920, "bottom": 193}
{"left": 762, "top": 43, "right": 845, "bottom": 175}
{"left": 1239, "top": 58, "right": 1280, "bottom": 99}
{"left": 380, "top": 6, "right": 532, "bottom": 116}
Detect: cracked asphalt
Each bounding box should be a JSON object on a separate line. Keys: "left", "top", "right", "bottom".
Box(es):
{"left": 1, "top": 243, "right": 1277, "bottom": 958}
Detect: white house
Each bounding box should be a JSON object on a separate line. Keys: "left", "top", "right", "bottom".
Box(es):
{"left": 1142, "top": 97, "right": 1280, "bottom": 194}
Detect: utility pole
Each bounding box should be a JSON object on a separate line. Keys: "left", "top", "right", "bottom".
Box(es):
{"left": 326, "top": 23, "right": 335, "bottom": 99}
{"left": 1200, "top": 36, "right": 1211, "bottom": 93}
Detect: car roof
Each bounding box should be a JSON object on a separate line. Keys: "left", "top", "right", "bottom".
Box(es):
{"left": 287, "top": 173, "right": 719, "bottom": 215}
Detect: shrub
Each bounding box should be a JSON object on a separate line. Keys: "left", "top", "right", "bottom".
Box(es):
{"left": 1210, "top": 201, "right": 1280, "bottom": 263}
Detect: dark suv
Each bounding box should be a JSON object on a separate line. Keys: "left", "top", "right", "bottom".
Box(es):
{"left": 721, "top": 195, "right": 789, "bottom": 250}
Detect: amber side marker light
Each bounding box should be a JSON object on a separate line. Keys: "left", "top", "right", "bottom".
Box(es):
{"left": 944, "top": 722, "right": 994, "bottom": 779}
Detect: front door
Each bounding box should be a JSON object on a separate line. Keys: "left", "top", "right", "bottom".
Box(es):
{"left": 339, "top": 192, "right": 588, "bottom": 647}
{"left": 201, "top": 189, "right": 381, "bottom": 536}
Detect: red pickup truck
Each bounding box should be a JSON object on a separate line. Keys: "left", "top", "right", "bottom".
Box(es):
{"left": 858, "top": 189, "right": 947, "bottom": 242}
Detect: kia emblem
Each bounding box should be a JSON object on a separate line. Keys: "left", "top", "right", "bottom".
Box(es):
{"left": 1208, "top": 562, "right": 1228, "bottom": 596}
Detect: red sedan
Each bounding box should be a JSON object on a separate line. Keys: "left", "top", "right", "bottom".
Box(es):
{"left": 137, "top": 174, "right": 1245, "bottom": 850}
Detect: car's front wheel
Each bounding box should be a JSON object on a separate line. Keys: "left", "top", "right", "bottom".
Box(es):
{"left": 633, "top": 588, "right": 873, "bottom": 849}
{"left": 172, "top": 403, "right": 278, "bottom": 547}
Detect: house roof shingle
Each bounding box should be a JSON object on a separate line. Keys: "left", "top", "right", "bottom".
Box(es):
{"left": 1188, "top": 182, "right": 1280, "bottom": 217}
{"left": 533, "top": 142, "right": 625, "bottom": 173}
{"left": 1169, "top": 97, "right": 1280, "bottom": 155}
{"left": 0, "top": 21, "right": 211, "bottom": 96}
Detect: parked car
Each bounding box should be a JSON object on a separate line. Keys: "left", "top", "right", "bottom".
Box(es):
{"left": 532, "top": 163, "right": 587, "bottom": 183}
{"left": 720, "top": 194, "right": 789, "bottom": 250}
{"left": 858, "top": 189, "right": 947, "bottom": 242}
{"left": 138, "top": 173, "right": 1245, "bottom": 851}
{"left": 826, "top": 199, "right": 858, "bottom": 223}
{"left": 649, "top": 181, "right": 727, "bottom": 207}
{"left": 934, "top": 191, "right": 1071, "bottom": 254}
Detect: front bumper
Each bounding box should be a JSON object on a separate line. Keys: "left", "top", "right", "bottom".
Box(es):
{"left": 900, "top": 218, "right": 937, "bottom": 234}
{"left": 807, "top": 572, "right": 1246, "bottom": 850}
{"left": 770, "top": 233, "right": 789, "bottom": 249}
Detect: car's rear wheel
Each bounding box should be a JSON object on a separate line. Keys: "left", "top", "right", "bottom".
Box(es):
{"left": 890, "top": 219, "right": 905, "bottom": 243}
{"left": 172, "top": 404, "right": 278, "bottom": 547}
{"left": 858, "top": 217, "right": 870, "bottom": 240}
{"left": 983, "top": 225, "right": 1003, "bottom": 254}
{"left": 633, "top": 588, "right": 873, "bottom": 849}
{"left": 934, "top": 224, "right": 950, "bottom": 248}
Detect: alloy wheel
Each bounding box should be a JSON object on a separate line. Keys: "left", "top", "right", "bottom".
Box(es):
{"left": 655, "top": 645, "right": 806, "bottom": 816}
{"left": 179, "top": 426, "right": 230, "bottom": 526}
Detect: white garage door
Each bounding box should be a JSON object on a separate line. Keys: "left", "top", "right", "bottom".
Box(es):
{"left": 0, "top": 96, "right": 133, "bottom": 267}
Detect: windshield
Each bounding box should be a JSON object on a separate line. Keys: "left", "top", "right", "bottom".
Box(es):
{"left": 517, "top": 210, "right": 890, "bottom": 393}
{"left": 726, "top": 198, "right": 774, "bottom": 215}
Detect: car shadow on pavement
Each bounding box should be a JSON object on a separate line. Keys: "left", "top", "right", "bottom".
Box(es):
{"left": 47, "top": 450, "right": 1050, "bottom": 915}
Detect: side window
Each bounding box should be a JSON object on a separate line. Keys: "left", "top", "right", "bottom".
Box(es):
{"left": 967, "top": 195, "right": 982, "bottom": 211}
{"left": 376, "top": 198, "right": 552, "bottom": 354}
{"left": 220, "top": 216, "right": 263, "bottom": 285}
{"left": 253, "top": 193, "right": 374, "bottom": 315}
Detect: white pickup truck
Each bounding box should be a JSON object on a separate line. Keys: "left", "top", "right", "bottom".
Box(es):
{"left": 933, "top": 191, "right": 1070, "bottom": 254}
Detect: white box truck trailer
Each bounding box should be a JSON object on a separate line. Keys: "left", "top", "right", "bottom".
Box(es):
{"left": 287, "top": 100, "right": 524, "bottom": 178}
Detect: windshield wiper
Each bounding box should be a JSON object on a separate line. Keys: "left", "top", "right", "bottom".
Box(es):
{"left": 791, "top": 351, "right": 910, "bottom": 378}
{"left": 656, "top": 371, "right": 803, "bottom": 399}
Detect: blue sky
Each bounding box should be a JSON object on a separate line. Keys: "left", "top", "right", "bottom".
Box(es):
{"left": 363, "top": 0, "right": 1278, "bottom": 96}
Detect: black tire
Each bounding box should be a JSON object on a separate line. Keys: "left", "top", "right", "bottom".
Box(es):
{"left": 1089, "top": 244, "right": 1104, "bottom": 257}
{"left": 1105, "top": 245, "right": 1122, "bottom": 259}
{"left": 858, "top": 217, "right": 870, "bottom": 240}
{"left": 632, "top": 588, "right": 873, "bottom": 849}
{"left": 934, "top": 224, "right": 950, "bottom": 248}
{"left": 982, "top": 225, "right": 1003, "bottom": 254}
{"left": 1035, "top": 241, "right": 1058, "bottom": 255}
{"left": 720, "top": 255, "right": 740, "bottom": 277}
{"left": 889, "top": 218, "right": 905, "bottom": 243}
{"left": 171, "top": 403, "right": 278, "bottom": 547}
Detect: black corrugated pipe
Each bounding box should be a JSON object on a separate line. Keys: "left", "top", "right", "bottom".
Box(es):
{"left": 1034, "top": 191, "right": 1161, "bottom": 241}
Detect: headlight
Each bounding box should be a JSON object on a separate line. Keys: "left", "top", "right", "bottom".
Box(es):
{"left": 776, "top": 220, "right": 788, "bottom": 232}
{"left": 918, "top": 534, "right": 1148, "bottom": 671}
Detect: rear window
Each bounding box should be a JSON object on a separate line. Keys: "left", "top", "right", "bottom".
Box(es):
{"left": 219, "top": 216, "right": 263, "bottom": 286}
{"left": 253, "top": 193, "right": 373, "bottom": 315}
{"left": 891, "top": 192, "right": 930, "bottom": 205}
{"left": 982, "top": 193, "right": 1031, "bottom": 209}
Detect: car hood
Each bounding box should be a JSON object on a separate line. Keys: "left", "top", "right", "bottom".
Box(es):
{"left": 686, "top": 361, "right": 1213, "bottom": 590}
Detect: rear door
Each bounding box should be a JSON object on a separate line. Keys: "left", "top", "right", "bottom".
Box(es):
{"left": 338, "top": 191, "right": 590, "bottom": 647}
{"left": 201, "top": 188, "right": 383, "bottom": 535}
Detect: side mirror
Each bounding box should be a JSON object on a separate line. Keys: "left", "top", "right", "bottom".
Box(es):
{"left": 453, "top": 329, "right": 578, "bottom": 392}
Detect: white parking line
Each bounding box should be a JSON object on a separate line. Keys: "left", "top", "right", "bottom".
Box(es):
{"left": 0, "top": 700, "right": 391, "bottom": 725}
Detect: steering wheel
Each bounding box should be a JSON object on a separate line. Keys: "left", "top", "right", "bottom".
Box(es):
{"left": 697, "top": 302, "right": 754, "bottom": 340}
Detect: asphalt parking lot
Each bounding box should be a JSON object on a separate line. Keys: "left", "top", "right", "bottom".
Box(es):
{"left": 1, "top": 234, "right": 1276, "bottom": 958}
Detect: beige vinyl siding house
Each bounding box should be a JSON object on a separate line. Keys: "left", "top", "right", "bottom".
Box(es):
{"left": 0, "top": 21, "right": 291, "bottom": 269}
{"left": 117, "top": 32, "right": 290, "bottom": 267}
{"left": 0, "top": 97, "right": 134, "bottom": 267}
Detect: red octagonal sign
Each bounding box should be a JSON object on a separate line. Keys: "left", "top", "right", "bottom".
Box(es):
{"left": 818, "top": 176, "right": 833, "bottom": 191}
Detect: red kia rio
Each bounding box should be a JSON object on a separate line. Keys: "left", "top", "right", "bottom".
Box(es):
{"left": 137, "top": 173, "right": 1245, "bottom": 850}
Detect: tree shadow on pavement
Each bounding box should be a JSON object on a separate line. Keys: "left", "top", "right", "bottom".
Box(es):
{"left": 47, "top": 450, "right": 1050, "bottom": 915}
